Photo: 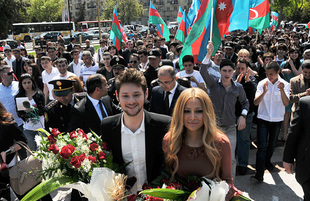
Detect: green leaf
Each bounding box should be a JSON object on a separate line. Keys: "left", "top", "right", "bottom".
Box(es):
{"left": 21, "top": 176, "right": 76, "bottom": 201}
{"left": 231, "top": 195, "right": 252, "bottom": 201}
{"left": 140, "top": 188, "right": 189, "bottom": 200}
{"left": 36, "top": 128, "right": 50, "bottom": 136}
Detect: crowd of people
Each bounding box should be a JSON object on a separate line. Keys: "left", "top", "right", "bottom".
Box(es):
{"left": 0, "top": 25, "right": 310, "bottom": 200}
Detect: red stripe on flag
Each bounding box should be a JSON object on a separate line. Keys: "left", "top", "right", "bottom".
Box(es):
{"left": 216, "top": 0, "right": 233, "bottom": 38}
{"left": 191, "top": 28, "right": 207, "bottom": 63}
{"left": 249, "top": 0, "right": 269, "bottom": 20}
{"left": 150, "top": 8, "right": 161, "bottom": 18}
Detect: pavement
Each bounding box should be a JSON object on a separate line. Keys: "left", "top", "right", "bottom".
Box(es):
{"left": 234, "top": 145, "right": 304, "bottom": 201}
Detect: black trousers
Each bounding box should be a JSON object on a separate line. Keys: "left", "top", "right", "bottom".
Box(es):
{"left": 302, "top": 178, "right": 310, "bottom": 201}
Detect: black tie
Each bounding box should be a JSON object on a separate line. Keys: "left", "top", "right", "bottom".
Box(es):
{"left": 99, "top": 100, "right": 107, "bottom": 120}
{"left": 164, "top": 91, "right": 171, "bottom": 115}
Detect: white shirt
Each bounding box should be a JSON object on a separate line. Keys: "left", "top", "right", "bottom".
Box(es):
{"left": 52, "top": 71, "right": 75, "bottom": 80}
{"left": 166, "top": 82, "right": 178, "bottom": 107}
{"left": 71, "top": 60, "right": 83, "bottom": 77}
{"left": 87, "top": 95, "right": 108, "bottom": 121}
{"left": 207, "top": 60, "right": 221, "bottom": 80}
{"left": 0, "top": 81, "right": 23, "bottom": 126}
{"left": 121, "top": 112, "right": 146, "bottom": 193}
{"left": 4, "top": 55, "right": 16, "bottom": 67}
{"left": 176, "top": 70, "right": 205, "bottom": 88}
{"left": 17, "top": 45, "right": 25, "bottom": 49}
{"left": 80, "top": 64, "right": 99, "bottom": 85}
{"left": 255, "top": 77, "right": 290, "bottom": 122}
{"left": 2, "top": 44, "right": 11, "bottom": 51}
{"left": 42, "top": 67, "right": 60, "bottom": 100}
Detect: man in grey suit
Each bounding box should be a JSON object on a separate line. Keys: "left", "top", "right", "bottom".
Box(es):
{"left": 283, "top": 96, "right": 310, "bottom": 201}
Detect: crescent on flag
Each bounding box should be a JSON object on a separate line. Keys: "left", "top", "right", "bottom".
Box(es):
{"left": 249, "top": 8, "right": 259, "bottom": 20}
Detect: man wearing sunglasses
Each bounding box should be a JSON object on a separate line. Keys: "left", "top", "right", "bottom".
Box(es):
{"left": 0, "top": 66, "right": 23, "bottom": 128}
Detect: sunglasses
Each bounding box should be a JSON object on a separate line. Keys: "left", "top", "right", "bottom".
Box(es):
{"left": 130, "top": 60, "right": 138, "bottom": 63}
{"left": 4, "top": 72, "right": 14, "bottom": 76}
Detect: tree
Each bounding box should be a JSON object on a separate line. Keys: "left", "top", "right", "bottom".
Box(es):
{"left": 74, "top": 1, "right": 86, "bottom": 23}
{"left": 27, "top": 0, "right": 64, "bottom": 22}
{"left": 0, "top": 0, "right": 30, "bottom": 38}
{"left": 101, "top": 0, "right": 144, "bottom": 24}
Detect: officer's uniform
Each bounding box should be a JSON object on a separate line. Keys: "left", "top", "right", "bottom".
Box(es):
{"left": 44, "top": 79, "right": 86, "bottom": 132}
{"left": 144, "top": 49, "right": 161, "bottom": 91}
{"left": 107, "top": 56, "right": 127, "bottom": 105}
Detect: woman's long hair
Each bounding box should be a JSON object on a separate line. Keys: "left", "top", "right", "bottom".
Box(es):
{"left": 165, "top": 88, "right": 221, "bottom": 181}
{"left": 284, "top": 47, "right": 301, "bottom": 70}
{"left": 0, "top": 102, "right": 14, "bottom": 124}
{"left": 16, "top": 73, "right": 37, "bottom": 98}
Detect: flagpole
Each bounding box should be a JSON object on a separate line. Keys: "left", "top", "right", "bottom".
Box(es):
{"left": 148, "top": 1, "right": 151, "bottom": 35}
{"left": 209, "top": 6, "right": 214, "bottom": 42}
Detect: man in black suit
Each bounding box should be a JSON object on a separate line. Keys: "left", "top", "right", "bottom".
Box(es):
{"left": 100, "top": 69, "right": 171, "bottom": 193}
{"left": 12, "top": 48, "right": 26, "bottom": 79}
{"left": 283, "top": 96, "right": 310, "bottom": 201}
{"left": 68, "top": 74, "right": 121, "bottom": 135}
{"left": 149, "top": 65, "right": 186, "bottom": 116}
{"left": 224, "top": 42, "right": 238, "bottom": 64}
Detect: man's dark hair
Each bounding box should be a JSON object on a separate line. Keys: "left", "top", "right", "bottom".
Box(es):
{"left": 220, "top": 59, "right": 235, "bottom": 69}
{"left": 137, "top": 48, "right": 148, "bottom": 56}
{"left": 56, "top": 58, "right": 68, "bottom": 65}
{"left": 262, "top": 52, "right": 274, "bottom": 61}
{"left": 115, "top": 69, "right": 147, "bottom": 94}
{"left": 13, "top": 48, "right": 20, "bottom": 53}
{"left": 71, "top": 38, "right": 76, "bottom": 42}
{"left": 47, "top": 46, "right": 57, "bottom": 51}
{"left": 41, "top": 56, "right": 51, "bottom": 61}
{"left": 182, "top": 55, "right": 194, "bottom": 64}
{"left": 302, "top": 60, "right": 310, "bottom": 70}
{"left": 266, "top": 61, "right": 280, "bottom": 72}
{"left": 237, "top": 58, "right": 249, "bottom": 67}
{"left": 86, "top": 74, "right": 105, "bottom": 94}
{"left": 103, "top": 52, "right": 112, "bottom": 58}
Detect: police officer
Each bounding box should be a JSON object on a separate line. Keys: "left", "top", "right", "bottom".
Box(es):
{"left": 44, "top": 79, "right": 85, "bottom": 132}
{"left": 144, "top": 49, "right": 161, "bottom": 92}
{"left": 107, "top": 56, "right": 127, "bottom": 105}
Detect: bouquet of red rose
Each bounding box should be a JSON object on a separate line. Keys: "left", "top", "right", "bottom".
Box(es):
{"left": 21, "top": 128, "right": 127, "bottom": 201}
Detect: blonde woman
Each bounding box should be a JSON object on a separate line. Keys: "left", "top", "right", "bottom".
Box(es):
{"left": 163, "top": 88, "right": 237, "bottom": 201}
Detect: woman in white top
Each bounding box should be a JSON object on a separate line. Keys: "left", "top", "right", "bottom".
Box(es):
{"left": 15, "top": 73, "right": 45, "bottom": 151}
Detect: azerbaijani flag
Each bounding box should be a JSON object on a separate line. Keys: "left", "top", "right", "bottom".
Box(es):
{"left": 179, "top": 0, "right": 221, "bottom": 69}
{"left": 271, "top": 11, "right": 279, "bottom": 31}
{"left": 109, "top": 5, "right": 123, "bottom": 50}
{"left": 187, "top": 0, "right": 201, "bottom": 26}
{"left": 216, "top": 0, "right": 251, "bottom": 38}
{"left": 307, "top": 21, "right": 310, "bottom": 29}
{"left": 149, "top": 1, "right": 170, "bottom": 41}
{"left": 249, "top": 0, "right": 270, "bottom": 33}
{"left": 175, "top": 10, "right": 189, "bottom": 44}
{"left": 177, "top": 7, "right": 183, "bottom": 24}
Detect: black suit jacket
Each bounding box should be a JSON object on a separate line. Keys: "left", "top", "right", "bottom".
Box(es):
{"left": 149, "top": 84, "right": 186, "bottom": 116}
{"left": 68, "top": 95, "right": 122, "bottom": 134}
{"left": 100, "top": 110, "right": 171, "bottom": 183}
{"left": 283, "top": 96, "right": 310, "bottom": 184}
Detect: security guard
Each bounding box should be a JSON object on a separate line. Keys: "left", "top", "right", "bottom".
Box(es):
{"left": 107, "top": 56, "right": 127, "bottom": 105}
{"left": 144, "top": 49, "right": 161, "bottom": 92}
{"left": 44, "top": 79, "right": 86, "bottom": 132}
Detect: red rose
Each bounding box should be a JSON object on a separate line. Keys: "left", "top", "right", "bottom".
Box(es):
{"left": 98, "top": 151, "right": 105, "bottom": 160}
{"left": 60, "top": 144, "right": 75, "bottom": 159}
{"left": 101, "top": 142, "right": 109, "bottom": 151}
{"left": 70, "top": 156, "right": 81, "bottom": 168}
{"left": 79, "top": 153, "right": 86, "bottom": 162}
{"left": 47, "top": 135, "right": 56, "bottom": 144}
{"left": 48, "top": 144, "right": 59, "bottom": 154}
{"left": 51, "top": 128, "right": 61, "bottom": 137}
{"left": 69, "top": 131, "right": 78, "bottom": 139}
{"left": 146, "top": 196, "right": 163, "bottom": 201}
{"left": 77, "top": 129, "right": 88, "bottom": 140}
{"left": 89, "top": 142, "right": 99, "bottom": 152}
{"left": 88, "top": 155, "right": 97, "bottom": 163}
